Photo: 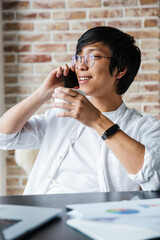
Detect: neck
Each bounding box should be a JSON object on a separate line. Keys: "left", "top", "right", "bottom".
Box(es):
{"left": 90, "top": 94, "right": 123, "bottom": 112}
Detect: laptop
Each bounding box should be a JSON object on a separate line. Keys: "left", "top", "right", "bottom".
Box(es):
{"left": 0, "top": 204, "right": 62, "bottom": 240}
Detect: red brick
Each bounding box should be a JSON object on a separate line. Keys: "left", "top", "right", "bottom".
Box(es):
{"left": 4, "top": 55, "right": 15, "bottom": 63}
{"left": 3, "top": 12, "right": 14, "bottom": 20}
{"left": 53, "top": 11, "right": 86, "bottom": 20}
{"left": 103, "top": 0, "right": 137, "bottom": 6}
{"left": 52, "top": 33, "right": 81, "bottom": 41}
{"left": 7, "top": 178, "right": 20, "bottom": 186}
{"left": 32, "top": 1, "right": 65, "bottom": 9}
{"left": 68, "top": 0, "right": 100, "bottom": 8}
{"left": 5, "top": 96, "right": 17, "bottom": 104}
{"left": 71, "top": 21, "right": 105, "bottom": 30}
{"left": 4, "top": 44, "right": 31, "bottom": 52}
{"left": 135, "top": 73, "right": 159, "bottom": 81}
{"left": 35, "top": 64, "right": 58, "bottom": 74}
{"left": 141, "top": 40, "right": 159, "bottom": 49}
{"left": 7, "top": 167, "right": 27, "bottom": 176}
{"left": 108, "top": 20, "right": 141, "bottom": 28}
{"left": 144, "top": 19, "right": 158, "bottom": 27}
{"left": 140, "top": 0, "right": 159, "bottom": 4}
{"left": 141, "top": 62, "right": 159, "bottom": 71}
{"left": 125, "top": 94, "right": 159, "bottom": 103}
{"left": 54, "top": 54, "right": 73, "bottom": 62}
{"left": 5, "top": 76, "right": 18, "bottom": 84}
{"left": 4, "top": 65, "right": 33, "bottom": 74}
{"left": 141, "top": 51, "right": 159, "bottom": 60}
{"left": 144, "top": 105, "right": 160, "bottom": 114}
{"left": 125, "top": 7, "right": 159, "bottom": 16}
{"left": 18, "top": 33, "right": 50, "bottom": 42}
{"left": 140, "top": 84, "right": 159, "bottom": 92}
{"left": 127, "top": 30, "right": 159, "bottom": 39}
{"left": 7, "top": 188, "right": 24, "bottom": 196}
{"left": 2, "top": 1, "right": 29, "bottom": 10}
{"left": 22, "top": 178, "right": 28, "bottom": 186}
{"left": 89, "top": 9, "right": 123, "bottom": 18}
{"left": 18, "top": 54, "right": 52, "bottom": 63}
{"left": 3, "top": 34, "right": 16, "bottom": 42}
{"left": 19, "top": 75, "right": 45, "bottom": 84}
{"left": 6, "top": 157, "right": 17, "bottom": 167}
{"left": 5, "top": 85, "right": 32, "bottom": 94}
{"left": 35, "top": 22, "right": 68, "bottom": 31}
{"left": 16, "top": 12, "right": 50, "bottom": 20}
{"left": 3, "top": 23, "right": 33, "bottom": 31}
{"left": 34, "top": 44, "right": 66, "bottom": 52}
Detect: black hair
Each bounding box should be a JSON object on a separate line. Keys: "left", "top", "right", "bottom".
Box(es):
{"left": 76, "top": 26, "right": 141, "bottom": 95}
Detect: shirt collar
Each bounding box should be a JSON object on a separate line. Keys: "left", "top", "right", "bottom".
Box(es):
{"left": 102, "top": 102, "right": 126, "bottom": 121}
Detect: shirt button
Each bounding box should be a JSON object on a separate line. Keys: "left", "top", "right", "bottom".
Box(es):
{"left": 59, "top": 156, "right": 63, "bottom": 160}
{"left": 70, "top": 136, "right": 75, "bottom": 142}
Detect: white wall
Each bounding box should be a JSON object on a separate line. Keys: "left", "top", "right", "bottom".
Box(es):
{"left": 0, "top": 2, "right": 6, "bottom": 195}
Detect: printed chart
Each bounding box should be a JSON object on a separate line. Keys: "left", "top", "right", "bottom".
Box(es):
{"left": 106, "top": 209, "right": 139, "bottom": 214}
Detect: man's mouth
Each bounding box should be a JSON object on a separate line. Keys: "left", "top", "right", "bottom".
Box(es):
{"left": 79, "top": 76, "right": 92, "bottom": 84}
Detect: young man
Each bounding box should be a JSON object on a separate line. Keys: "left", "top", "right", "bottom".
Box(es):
{"left": 0, "top": 26, "right": 159, "bottom": 194}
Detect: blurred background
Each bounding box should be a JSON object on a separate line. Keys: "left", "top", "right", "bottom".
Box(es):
{"left": 0, "top": 0, "right": 159, "bottom": 196}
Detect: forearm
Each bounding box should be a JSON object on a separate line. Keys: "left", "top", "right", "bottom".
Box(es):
{"left": 93, "top": 114, "right": 145, "bottom": 175}
{"left": 0, "top": 86, "right": 52, "bottom": 134}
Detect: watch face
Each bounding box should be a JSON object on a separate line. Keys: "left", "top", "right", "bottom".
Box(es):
{"left": 63, "top": 69, "right": 79, "bottom": 88}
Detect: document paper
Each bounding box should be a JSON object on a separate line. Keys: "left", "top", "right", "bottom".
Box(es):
{"left": 66, "top": 198, "right": 160, "bottom": 240}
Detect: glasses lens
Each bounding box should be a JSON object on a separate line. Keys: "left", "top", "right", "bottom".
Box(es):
{"left": 71, "top": 55, "right": 76, "bottom": 68}
{"left": 71, "top": 54, "right": 80, "bottom": 69}
{"left": 85, "top": 53, "right": 95, "bottom": 68}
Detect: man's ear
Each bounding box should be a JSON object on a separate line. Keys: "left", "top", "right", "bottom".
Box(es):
{"left": 116, "top": 68, "right": 127, "bottom": 79}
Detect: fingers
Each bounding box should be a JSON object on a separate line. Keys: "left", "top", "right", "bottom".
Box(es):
{"left": 54, "top": 64, "right": 70, "bottom": 78}
{"left": 52, "top": 86, "right": 101, "bottom": 127}
{"left": 52, "top": 87, "right": 87, "bottom": 115}
{"left": 54, "top": 87, "right": 79, "bottom": 97}
{"left": 71, "top": 65, "right": 76, "bottom": 72}
{"left": 42, "top": 64, "right": 74, "bottom": 94}
{"left": 52, "top": 87, "right": 84, "bottom": 104}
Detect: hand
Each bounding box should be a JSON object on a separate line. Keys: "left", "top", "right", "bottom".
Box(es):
{"left": 41, "top": 64, "right": 74, "bottom": 95}
{"left": 52, "top": 87, "right": 102, "bottom": 128}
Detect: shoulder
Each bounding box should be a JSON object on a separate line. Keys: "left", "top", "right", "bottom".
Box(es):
{"left": 123, "top": 106, "right": 160, "bottom": 139}
{"left": 123, "top": 105, "right": 159, "bottom": 125}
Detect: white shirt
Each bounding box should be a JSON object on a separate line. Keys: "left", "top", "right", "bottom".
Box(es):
{"left": 0, "top": 102, "right": 160, "bottom": 194}
{"left": 47, "top": 126, "right": 100, "bottom": 194}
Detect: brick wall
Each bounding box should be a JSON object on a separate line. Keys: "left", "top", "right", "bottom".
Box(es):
{"left": 2, "top": 0, "right": 160, "bottom": 195}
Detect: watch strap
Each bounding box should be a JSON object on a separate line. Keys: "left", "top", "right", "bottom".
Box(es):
{"left": 101, "top": 124, "right": 119, "bottom": 140}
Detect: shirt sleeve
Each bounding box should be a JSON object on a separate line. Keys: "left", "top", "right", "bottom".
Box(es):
{"left": 128, "top": 116, "right": 160, "bottom": 190}
{"left": 0, "top": 109, "right": 53, "bottom": 150}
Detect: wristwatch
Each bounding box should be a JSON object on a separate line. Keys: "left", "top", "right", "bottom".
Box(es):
{"left": 101, "top": 124, "right": 119, "bottom": 140}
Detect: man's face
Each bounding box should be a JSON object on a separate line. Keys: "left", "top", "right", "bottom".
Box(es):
{"left": 75, "top": 42, "right": 118, "bottom": 98}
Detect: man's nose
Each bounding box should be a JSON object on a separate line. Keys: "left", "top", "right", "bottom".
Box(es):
{"left": 78, "top": 56, "right": 88, "bottom": 70}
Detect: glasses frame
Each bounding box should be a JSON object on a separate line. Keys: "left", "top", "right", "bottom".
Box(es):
{"left": 71, "top": 53, "right": 112, "bottom": 69}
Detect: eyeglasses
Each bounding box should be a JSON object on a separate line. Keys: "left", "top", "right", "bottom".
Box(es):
{"left": 71, "top": 53, "right": 112, "bottom": 69}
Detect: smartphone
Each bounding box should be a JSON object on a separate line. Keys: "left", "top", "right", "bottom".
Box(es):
{"left": 63, "top": 69, "right": 79, "bottom": 88}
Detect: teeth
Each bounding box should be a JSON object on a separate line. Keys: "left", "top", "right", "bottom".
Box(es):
{"left": 80, "top": 77, "right": 91, "bottom": 81}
